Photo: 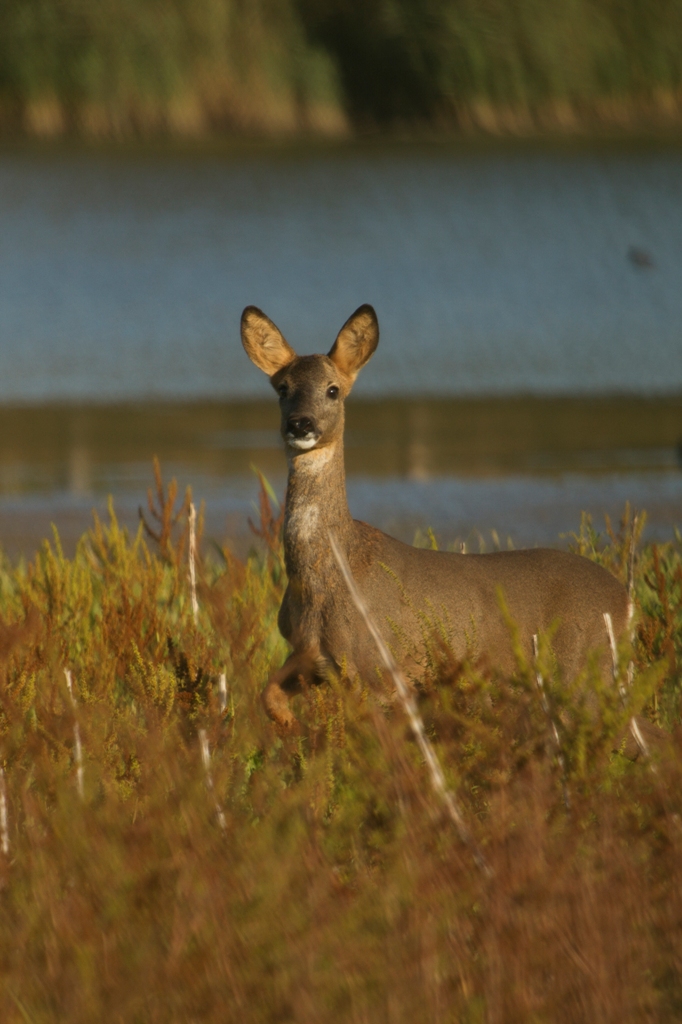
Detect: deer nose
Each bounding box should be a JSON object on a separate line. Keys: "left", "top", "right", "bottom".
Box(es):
{"left": 286, "top": 416, "right": 316, "bottom": 438}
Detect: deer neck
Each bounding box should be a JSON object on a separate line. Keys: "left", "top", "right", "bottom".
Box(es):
{"left": 283, "top": 439, "right": 352, "bottom": 578}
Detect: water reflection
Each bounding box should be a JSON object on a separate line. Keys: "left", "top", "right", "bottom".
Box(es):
{"left": 68, "top": 445, "right": 91, "bottom": 496}
{"left": 0, "top": 395, "right": 679, "bottom": 556}
{"left": 1, "top": 396, "right": 680, "bottom": 492}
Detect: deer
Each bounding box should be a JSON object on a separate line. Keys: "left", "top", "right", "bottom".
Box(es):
{"left": 241, "top": 303, "right": 639, "bottom": 744}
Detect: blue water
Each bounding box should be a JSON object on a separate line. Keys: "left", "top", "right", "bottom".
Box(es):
{"left": 0, "top": 142, "right": 680, "bottom": 554}
{"left": 0, "top": 142, "right": 681, "bottom": 402}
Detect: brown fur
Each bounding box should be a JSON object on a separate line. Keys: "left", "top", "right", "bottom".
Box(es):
{"left": 241, "top": 304, "right": 630, "bottom": 732}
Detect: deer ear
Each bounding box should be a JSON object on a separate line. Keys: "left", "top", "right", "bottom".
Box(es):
{"left": 328, "top": 304, "right": 379, "bottom": 381}
{"left": 241, "top": 306, "right": 297, "bottom": 376}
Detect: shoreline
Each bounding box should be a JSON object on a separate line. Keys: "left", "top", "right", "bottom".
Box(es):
{"left": 2, "top": 97, "right": 682, "bottom": 150}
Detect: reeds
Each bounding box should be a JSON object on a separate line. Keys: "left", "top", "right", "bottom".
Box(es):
{"left": 0, "top": 0, "right": 346, "bottom": 138}
{"left": 1, "top": 0, "right": 682, "bottom": 138}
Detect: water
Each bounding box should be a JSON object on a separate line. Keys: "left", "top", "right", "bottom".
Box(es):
{"left": 0, "top": 141, "right": 680, "bottom": 554}
{"left": 1, "top": 141, "right": 682, "bottom": 401}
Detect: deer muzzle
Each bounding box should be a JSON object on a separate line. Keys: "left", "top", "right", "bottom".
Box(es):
{"left": 285, "top": 416, "right": 320, "bottom": 450}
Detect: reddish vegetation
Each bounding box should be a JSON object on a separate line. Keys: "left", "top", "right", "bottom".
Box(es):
{"left": 0, "top": 472, "right": 680, "bottom": 1022}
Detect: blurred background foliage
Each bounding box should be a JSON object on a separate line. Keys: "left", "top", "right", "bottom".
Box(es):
{"left": 0, "top": 0, "right": 681, "bottom": 138}
{"left": 0, "top": 0, "right": 345, "bottom": 136}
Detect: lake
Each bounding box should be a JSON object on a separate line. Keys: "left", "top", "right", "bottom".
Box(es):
{"left": 0, "top": 140, "right": 680, "bottom": 554}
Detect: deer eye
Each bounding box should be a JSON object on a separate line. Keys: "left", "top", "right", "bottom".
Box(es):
{"left": 277, "top": 384, "right": 288, "bottom": 398}
{"left": 326, "top": 385, "right": 339, "bottom": 400}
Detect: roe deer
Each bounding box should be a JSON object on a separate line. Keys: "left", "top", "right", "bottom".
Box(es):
{"left": 241, "top": 304, "right": 631, "bottom": 734}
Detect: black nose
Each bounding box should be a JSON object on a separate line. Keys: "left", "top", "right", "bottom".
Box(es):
{"left": 287, "top": 416, "right": 316, "bottom": 438}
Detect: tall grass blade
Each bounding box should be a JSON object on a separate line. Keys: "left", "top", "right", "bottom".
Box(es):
{"left": 189, "top": 502, "right": 199, "bottom": 625}
{"left": 64, "top": 668, "right": 84, "bottom": 800}
{"left": 328, "top": 530, "right": 491, "bottom": 876}
{"left": 0, "top": 767, "right": 9, "bottom": 856}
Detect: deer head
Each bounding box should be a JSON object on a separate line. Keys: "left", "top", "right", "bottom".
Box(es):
{"left": 241, "top": 304, "right": 379, "bottom": 453}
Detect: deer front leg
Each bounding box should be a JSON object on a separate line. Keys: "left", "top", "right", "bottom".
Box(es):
{"left": 262, "top": 649, "right": 324, "bottom": 730}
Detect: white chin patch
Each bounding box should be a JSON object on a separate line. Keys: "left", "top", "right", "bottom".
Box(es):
{"left": 287, "top": 435, "right": 319, "bottom": 451}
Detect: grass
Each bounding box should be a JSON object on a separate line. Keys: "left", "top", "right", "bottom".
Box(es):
{"left": 0, "top": 464, "right": 681, "bottom": 1021}
{"left": 0, "top": 0, "right": 345, "bottom": 138}
{"left": 1, "top": 0, "right": 682, "bottom": 138}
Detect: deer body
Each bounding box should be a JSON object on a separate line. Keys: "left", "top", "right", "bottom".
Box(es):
{"left": 241, "top": 305, "right": 629, "bottom": 730}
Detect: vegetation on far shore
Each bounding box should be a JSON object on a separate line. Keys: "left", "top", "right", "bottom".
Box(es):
{"left": 0, "top": 464, "right": 681, "bottom": 1021}
{"left": 1, "top": 0, "right": 682, "bottom": 139}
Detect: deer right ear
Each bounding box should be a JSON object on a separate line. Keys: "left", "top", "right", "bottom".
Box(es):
{"left": 241, "top": 306, "right": 297, "bottom": 376}
{"left": 328, "top": 304, "right": 379, "bottom": 382}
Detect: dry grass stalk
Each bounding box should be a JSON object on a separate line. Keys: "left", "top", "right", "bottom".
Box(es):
{"left": 0, "top": 767, "right": 8, "bottom": 856}
{"left": 532, "top": 633, "right": 570, "bottom": 810}
{"left": 328, "top": 530, "right": 491, "bottom": 876}
{"left": 218, "top": 672, "right": 228, "bottom": 714}
{"left": 64, "top": 668, "right": 84, "bottom": 800}
{"left": 627, "top": 511, "right": 639, "bottom": 625}
{"left": 188, "top": 502, "right": 199, "bottom": 625}
{"left": 198, "top": 729, "right": 226, "bottom": 832}
{"left": 604, "top": 611, "right": 650, "bottom": 759}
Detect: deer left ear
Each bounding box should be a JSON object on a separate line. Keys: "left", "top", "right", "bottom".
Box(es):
{"left": 241, "top": 306, "right": 297, "bottom": 376}
{"left": 328, "top": 304, "right": 379, "bottom": 382}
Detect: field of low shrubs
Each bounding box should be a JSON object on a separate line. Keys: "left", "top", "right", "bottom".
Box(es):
{"left": 0, "top": 464, "right": 681, "bottom": 1023}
